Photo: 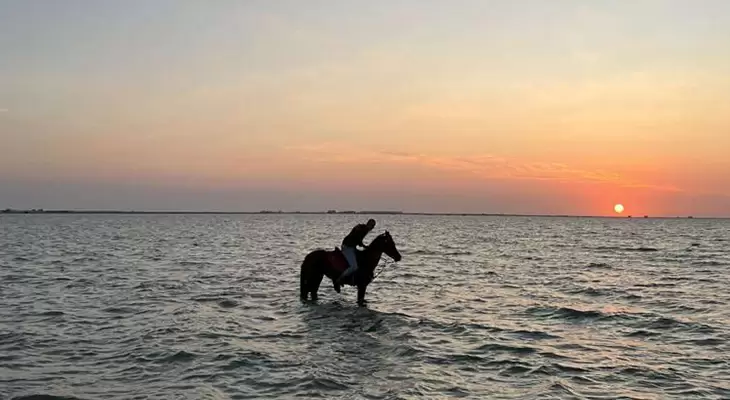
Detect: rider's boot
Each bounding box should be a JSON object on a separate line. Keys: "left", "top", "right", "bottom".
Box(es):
{"left": 336, "top": 269, "right": 354, "bottom": 286}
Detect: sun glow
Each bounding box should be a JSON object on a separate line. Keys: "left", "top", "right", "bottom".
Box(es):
{"left": 614, "top": 204, "right": 625, "bottom": 214}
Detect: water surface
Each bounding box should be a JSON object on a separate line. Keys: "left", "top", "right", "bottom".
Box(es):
{"left": 1, "top": 214, "right": 729, "bottom": 399}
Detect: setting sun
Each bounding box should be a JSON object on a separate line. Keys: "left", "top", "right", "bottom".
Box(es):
{"left": 614, "top": 204, "right": 625, "bottom": 214}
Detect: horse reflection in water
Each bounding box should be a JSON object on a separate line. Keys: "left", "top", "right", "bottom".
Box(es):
{"left": 299, "top": 231, "right": 402, "bottom": 306}
{"left": 297, "top": 301, "right": 420, "bottom": 397}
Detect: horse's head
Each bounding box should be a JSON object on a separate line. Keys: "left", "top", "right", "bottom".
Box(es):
{"left": 374, "top": 230, "right": 402, "bottom": 262}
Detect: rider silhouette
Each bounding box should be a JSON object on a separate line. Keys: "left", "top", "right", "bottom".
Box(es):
{"left": 336, "top": 219, "right": 376, "bottom": 288}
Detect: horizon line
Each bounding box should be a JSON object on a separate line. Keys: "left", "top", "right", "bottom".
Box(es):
{"left": 0, "top": 208, "right": 715, "bottom": 219}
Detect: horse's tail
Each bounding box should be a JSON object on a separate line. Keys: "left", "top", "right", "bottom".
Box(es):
{"left": 300, "top": 254, "right": 310, "bottom": 300}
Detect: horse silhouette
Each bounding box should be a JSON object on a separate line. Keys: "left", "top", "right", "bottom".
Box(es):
{"left": 299, "top": 231, "right": 402, "bottom": 306}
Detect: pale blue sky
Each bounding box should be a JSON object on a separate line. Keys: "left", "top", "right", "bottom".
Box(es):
{"left": 2, "top": 1, "right": 729, "bottom": 215}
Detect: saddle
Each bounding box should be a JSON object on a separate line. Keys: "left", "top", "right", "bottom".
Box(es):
{"left": 326, "top": 247, "right": 349, "bottom": 275}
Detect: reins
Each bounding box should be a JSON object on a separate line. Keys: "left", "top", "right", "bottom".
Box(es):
{"left": 372, "top": 258, "right": 395, "bottom": 281}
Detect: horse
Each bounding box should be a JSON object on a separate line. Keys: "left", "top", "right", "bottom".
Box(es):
{"left": 299, "top": 231, "right": 402, "bottom": 306}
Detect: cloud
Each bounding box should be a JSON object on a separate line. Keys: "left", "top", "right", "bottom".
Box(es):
{"left": 283, "top": 142, "right": 684, "bottom": 192}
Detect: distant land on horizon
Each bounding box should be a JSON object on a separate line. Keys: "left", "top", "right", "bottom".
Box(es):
{"left": 0, "top": 208, "right": 707, "bottom": 219}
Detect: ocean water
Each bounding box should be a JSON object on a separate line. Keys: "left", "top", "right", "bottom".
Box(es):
{"left": 1, "top": 214, "right": 729, "bottom": 400}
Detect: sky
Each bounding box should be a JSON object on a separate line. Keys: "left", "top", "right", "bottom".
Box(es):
{"left": 1, "top": 0, "right": 729, "bottom": 216}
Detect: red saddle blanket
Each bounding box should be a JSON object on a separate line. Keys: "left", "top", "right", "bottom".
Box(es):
{"left": 326, "top": 249, "right": 349, "bottom": 274}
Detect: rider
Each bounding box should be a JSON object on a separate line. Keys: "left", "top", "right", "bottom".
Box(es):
{"left": 336, "top": 218, "right": 376, "bottom": 286}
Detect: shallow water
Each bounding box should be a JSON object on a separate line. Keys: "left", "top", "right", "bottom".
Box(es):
{"left": 1, "top": 214, "right": 729, "bottom": 399}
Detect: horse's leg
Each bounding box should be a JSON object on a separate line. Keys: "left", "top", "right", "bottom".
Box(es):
{"left": 357, "top": 284, "right": 368, "bottom": 306}
{"left": 311, "top": 270, "right": 324, "bottom": 301}
{"left": 300, "top": 268, "right": 309, "bottom": 301}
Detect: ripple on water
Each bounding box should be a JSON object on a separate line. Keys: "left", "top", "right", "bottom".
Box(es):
{"left": 645, "top": 316, "right": 717, "bottom": 334}
{"left": 525, "top": 305, "right": 631, "bottom": 323}
{"left": 11, "top": 396, "right": 88, "bottom": 400}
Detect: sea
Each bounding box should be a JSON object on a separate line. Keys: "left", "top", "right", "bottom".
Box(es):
{"left": 1, "top": 214, "right": 728, "bottom": 399}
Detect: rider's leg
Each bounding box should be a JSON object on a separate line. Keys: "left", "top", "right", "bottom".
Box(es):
{"left": 338, "top": 246, "right": 358, "bottom": 283}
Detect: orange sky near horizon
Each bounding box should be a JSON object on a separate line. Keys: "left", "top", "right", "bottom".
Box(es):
{"left": 2, "top": 1, "right": 730, "bottom": 216}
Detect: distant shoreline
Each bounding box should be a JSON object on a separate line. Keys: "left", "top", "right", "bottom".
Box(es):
{"left": 0, "top": 209, "right": 711, "bottom": 219}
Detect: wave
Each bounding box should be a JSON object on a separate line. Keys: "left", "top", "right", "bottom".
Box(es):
{"left": 142, "top": 327, "right": 182, "bottom": 339}
{"left": 409, "top": 249, "right": 472, "bottom": 256}
{"left": 408, "top": 250, "right": 438, "bottom": 255}
{"left": 64, "top": 278, "right": 95, "bottom": 288}
{"left": 412, "top": 317, "right": 504, "bottom": 335}
{"left": 500, "top": 364, "right": 532, "bottom": 375}
{"left": 11, "top": 396, "right": 87, "bottom": 400}
{"left": 178, "top": 260, "right": 215, "bottom": 266}
{"left": 71, "top": 256, "right": 97, "bottom": 263}
{"left": 567, "top": 286, "right": 613, "bottom": 297}
{"left": 548, "top": 380, "right": 581, "bottom": 397}
{"left": 391, "top": 344, "right": 423, "bottom": 358}
{"left": 424, "top": 353, "right": 485, "bottom": 365}
{"left": 646, "top": 316, "right": 716, "bottom": 333}
{"left": 526, "top": 305, "right": 619, "bottom": 322}
{"left": 591, "top": 246, "right": 660, "bottom": 252}
{"left": 163, "top": 350, "right": 197, "bottom": 363}
{"left": 219, "top": 351, "right": 292, "bottom": 371}
{"left": 103, "top": 306, "right": 137, "bottom": 314}
{"left": 681, "top": 337, "right": 725, "bottom": 346}
{"left": 472, "top": 342, "right": 538, "bottom": 355}
{"left": 191, "top": 292, "right": 241, "bottom": 303}
{"left": 216, "top": 299, "right": 237, "bottom": 308}
{"left": 601, "top": 365, "right": 680, "bottom": 383}
{"left": 529, "top": 363, "right": 589, "bottom": 376}
{"left": 659, "top": 275, "right": 693, "bottom": 282}
{"left": 137, "top": 350, "right": 198, "bottom": 364}
{"left": 625, "top": 329, "right": 662, "bottom": 338}
{"left": 692, "top": 260, "right": 727, "bottom": 266}
{"left": 295, "top": 377, "right": 349, "bottom": 391}
{"left": 554, "top": 342, "right": 600, "bottom": 353}
{"left": 633, "top": 282, "right": 676, "bottom": 288}
{"left": 509, "top": 329, "right": 560, "bottom": 340}
{"left": 38, "top": 311, "right": 65, "bottom": 317}
{"left": 632, "top": 247, "right": 660, "bottom": 252}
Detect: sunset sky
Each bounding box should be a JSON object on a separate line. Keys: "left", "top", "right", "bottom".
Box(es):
{"left": 2, "top": 1, "right": 729, "bottom": 216}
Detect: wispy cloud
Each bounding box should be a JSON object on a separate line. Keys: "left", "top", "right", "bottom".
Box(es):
{"left": 283, "top": 142, "right": 683, "bottom": 192}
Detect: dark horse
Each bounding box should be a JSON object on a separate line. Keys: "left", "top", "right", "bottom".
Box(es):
{"left": 300, "top": 231, "right": 402, "bottom": 306}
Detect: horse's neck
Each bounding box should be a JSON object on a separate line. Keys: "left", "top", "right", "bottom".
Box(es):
{"left": 362, "top": 246, "right": 383, "bottom": 270}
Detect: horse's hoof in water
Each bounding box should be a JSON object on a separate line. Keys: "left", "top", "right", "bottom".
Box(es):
{"left": 357, "top": 300, "right": 368, "bottom": 307}
{"left": 333, "top": 282, "right": 341, "bottom": 293}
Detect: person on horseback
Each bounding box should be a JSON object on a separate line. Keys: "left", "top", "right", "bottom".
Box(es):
{"left": 336, "top": 218, "right": 376, "bottom": 286}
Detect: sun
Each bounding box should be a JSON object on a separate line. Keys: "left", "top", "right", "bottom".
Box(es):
{"left": 614, "top": 204, "right": 625, "bottom": 214}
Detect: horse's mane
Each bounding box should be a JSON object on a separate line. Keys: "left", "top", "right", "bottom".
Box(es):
{"left": 366, "top": 231, "right": 389, "bottom": 247}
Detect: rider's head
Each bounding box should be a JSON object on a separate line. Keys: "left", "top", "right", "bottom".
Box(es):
{"left": 366, "top": 219, "right": 376, "bottom": 229}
